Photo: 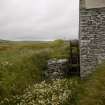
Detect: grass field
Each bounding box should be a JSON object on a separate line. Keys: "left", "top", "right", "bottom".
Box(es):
{"left": 0, "top": 40, "right": 70, "bottom": 100}
{"left": 1, "top": 39, "right": 105, "bottom": 105}
{"left": 75, "top": 63, "right": 105, "bottom": 105}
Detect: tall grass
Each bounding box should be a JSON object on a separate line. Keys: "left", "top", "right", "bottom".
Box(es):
{"left": 0, "top": 40, "right": 70, "bottom": 99}
{"left": 0, "top": 50, "right": 50, "bottom": 97}
{"left": 72, "top": 63, "right": 105, "bottom": 105}
{"left": 0, "top": 40, "right": 82, "bottom": 105}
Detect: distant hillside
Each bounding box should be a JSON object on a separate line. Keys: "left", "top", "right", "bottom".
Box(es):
{"left": 0, "top": 39, "right": 79, "bottom": 46}
{"left": 0, "top": 39, "right": 50, "bottom": 44}
{"left": 0, "top": 39, "right": 11, "bottom": 43}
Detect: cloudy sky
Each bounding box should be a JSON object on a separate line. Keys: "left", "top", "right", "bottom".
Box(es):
{"left": 0, "top": 0, "right": 79, "bottom": 41}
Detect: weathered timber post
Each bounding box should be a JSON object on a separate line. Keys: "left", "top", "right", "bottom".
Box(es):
{"left": 69, "top": 40, "right": 80, "bottom": 76}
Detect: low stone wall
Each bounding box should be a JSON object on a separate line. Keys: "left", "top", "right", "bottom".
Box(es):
{"left": 46, "top": 59, "right": 68, "bottom": 80}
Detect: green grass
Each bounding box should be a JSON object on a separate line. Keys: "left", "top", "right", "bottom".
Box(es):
{"left": 1, "top": 39, "right": 105, "bottom": 105}
{"left": 74, "top": 63, "right": 105, "bottom": 105}
{"left": 0, "top": 40, "right": 70, "bottom": 98}
{"left": 2, "top": 39, "right": 105, "bottom": 105}
{"left": 0, "top": 39, "right": 81, "bottom": 105}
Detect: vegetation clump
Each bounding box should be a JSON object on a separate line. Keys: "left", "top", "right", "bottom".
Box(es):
{"left": 75, "top": 63, "right": 105, "bottom": 105}
{"left": 0, "top": 40, "right": 81, "bottom": 105}
{"left": 0, "top": 79, "right": 78, "bottom": 105}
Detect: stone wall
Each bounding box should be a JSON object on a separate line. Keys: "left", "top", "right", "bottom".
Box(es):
{"left": 80, "top": 0, "right": 105, "bottom": 77}
{"left": 46, "top": 59, "right": 68, "bottom": 80}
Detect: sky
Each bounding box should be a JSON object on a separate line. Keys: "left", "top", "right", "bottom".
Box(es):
{"left": 0, "top": 0, "right": 79, "bottom": 41}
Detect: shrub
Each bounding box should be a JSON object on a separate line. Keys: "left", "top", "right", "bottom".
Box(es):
{"left": 0, "top": 79, "right": 78, "bottom": 105}
{"left": 0, "top": 50, "right": 50, "bottom": 97}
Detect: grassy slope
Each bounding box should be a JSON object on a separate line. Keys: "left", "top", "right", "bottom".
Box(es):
{"left": 75, "top": 64, "right": 105, "bottom": 105}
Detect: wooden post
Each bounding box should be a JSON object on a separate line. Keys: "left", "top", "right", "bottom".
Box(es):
{"left": 69, "top": 40, "right": 80, "bottom": 76}
{"left": 69, "top": 41, "right": 72, "bottom": 75}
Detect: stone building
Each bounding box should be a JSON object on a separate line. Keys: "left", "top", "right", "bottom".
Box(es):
{"left": 80, "top": 0, "right": 105, "bottom": 77}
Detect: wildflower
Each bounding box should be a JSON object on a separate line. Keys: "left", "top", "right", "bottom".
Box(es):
{"left": 1, "top": 79, "right": 78, "bottom": 105}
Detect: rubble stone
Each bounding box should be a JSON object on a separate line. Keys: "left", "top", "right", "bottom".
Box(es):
{"left": 46, "top": 59, "right": 68, "bottom": 80}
